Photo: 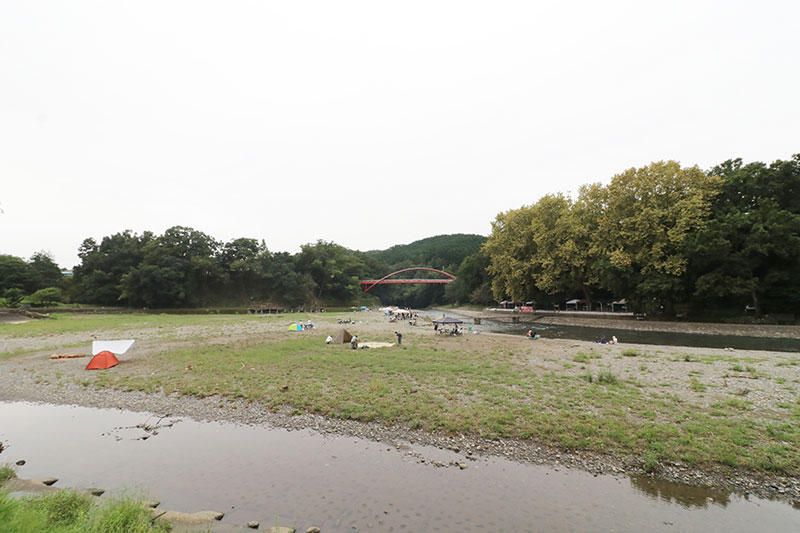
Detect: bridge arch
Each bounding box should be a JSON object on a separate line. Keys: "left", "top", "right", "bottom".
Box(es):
{"left": 360, "top": 267, "right": 456, "bottom": 293}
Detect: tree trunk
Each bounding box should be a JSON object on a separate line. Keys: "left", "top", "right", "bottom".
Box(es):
{"left": 580, "top": 283, "right": 592, "bottom": 309}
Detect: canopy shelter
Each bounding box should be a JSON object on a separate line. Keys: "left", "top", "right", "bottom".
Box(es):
{"left": 611, "top": 299, "right": 628, "bottom": 312}
{"left": 432, "top": 316, "right": 463, "bottom": 325}
{"left": 331, "top": 329, "right": 353, "bottom": 344}
{"left": 565, "top": 299, "right": 588, "bottom": 311}
{"left": 92, "top": 339, "right": 135, "bottom": 356}
{"left": 288, "top": 323, "right": 303, "bottom": 331}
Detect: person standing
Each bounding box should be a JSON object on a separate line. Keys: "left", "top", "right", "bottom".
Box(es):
{"left": 395, "top": 331, "right": 402, "bottom": 345}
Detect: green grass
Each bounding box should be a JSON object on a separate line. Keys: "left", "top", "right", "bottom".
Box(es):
{"left": 0, "top": 464, "right": 15, "bottom": 484}
{"left": 0, "top": 489, "right": 168, "bottom": 533}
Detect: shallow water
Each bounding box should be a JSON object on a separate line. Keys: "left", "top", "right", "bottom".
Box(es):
{"left": 1, "top": 402, "right": 798, "bottom": 532}
{"left": 498, "top": 322, "right": 800, "bottom": 352}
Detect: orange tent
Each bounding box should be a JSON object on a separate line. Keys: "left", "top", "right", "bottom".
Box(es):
{"left": 85, "top": 350, "right": 120, "bottom": 370}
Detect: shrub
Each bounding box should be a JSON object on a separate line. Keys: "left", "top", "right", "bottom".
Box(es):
{"left": 597, "top": 370, "right": 618, "bottom": 384}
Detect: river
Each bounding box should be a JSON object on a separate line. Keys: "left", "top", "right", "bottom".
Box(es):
{"left": 1, "top": 402, "right": 798, "bottom": 532}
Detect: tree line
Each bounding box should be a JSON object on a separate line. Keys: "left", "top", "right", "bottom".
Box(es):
{"left": 0, "top": 230, "right": 486, "bottom": 309}
{"left": 2, "top": 154, "right": 797, "bottom": 317}
{"left": 484, "top": 155, "right": 800, "bottom": 317}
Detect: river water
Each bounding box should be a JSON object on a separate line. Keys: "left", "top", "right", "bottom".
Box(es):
{"left": 1, "top": 402, "right": 798, "bottom": 532}
{"left": 427, "top": 310, "right": 800, "bottom": 352}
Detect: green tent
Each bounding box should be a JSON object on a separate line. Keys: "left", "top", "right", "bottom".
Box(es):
{"left": 288, "top": 323, "right": 303, "bottom": 331}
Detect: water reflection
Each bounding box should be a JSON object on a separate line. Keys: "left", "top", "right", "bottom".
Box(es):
{"left": 630, "top": 475, "right": 732, "bottom": 509}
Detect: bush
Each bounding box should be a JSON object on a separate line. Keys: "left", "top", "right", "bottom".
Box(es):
{"left": 25, "top": 287, "right": 63, "bottom": 307}
{"left": 597, "top": 370, "right": 618, "bottom": 384}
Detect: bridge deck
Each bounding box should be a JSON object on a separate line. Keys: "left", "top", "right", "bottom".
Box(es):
{"left": 359, "top": 279, "right": 453, "bottom": 285}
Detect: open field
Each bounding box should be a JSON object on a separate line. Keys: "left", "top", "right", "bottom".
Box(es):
{"left": 1, "top": 311, "right": 799, "bottom": 499}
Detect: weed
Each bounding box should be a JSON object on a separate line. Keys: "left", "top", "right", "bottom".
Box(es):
{"left": 690, "top": 379, "right": 707, "bottom": 393}
{"left": 573, "top": 353, "right": 589, "bottom": 363}
{"left": 24, "top": 489, "right": 92, "bottom": 526}
{"left": 621, "top": 349, "right": 640, "bottom": 357}
{"left": 731, "top": 364, "right": 745, "bottom": 372}
{"left": 597, "top": 370, "right": 618, "bottom": 384}
{"left": 0, "top": 464, "right": 15, "bottom": 484}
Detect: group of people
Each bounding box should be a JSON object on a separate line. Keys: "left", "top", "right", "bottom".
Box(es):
{"left": 595, "top": 335, "right": 618, "bottom": 344}
{"left": 525, "top": 329, "right": 539, "bottom": 340}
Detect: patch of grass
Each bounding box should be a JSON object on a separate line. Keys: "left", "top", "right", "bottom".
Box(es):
{"left": 621, "top": 349, "right": 640, "bottom": 357}
{"left": 597, "top": 370, "right": 618, "bottom": 385}
{"left": 572, "top": 353, "right": 589, "bottom": 363}
{"left": 0, "top": 464, "right": 15, "bottom": 484}
{"left": 24, "top": 489, "right": 92, "bottom": 526}
{"left": 0, "top": 489, "right": 170, "bottom": 533}
{"left": 731, "top": 363, "right": 745, "bottom": 372}
{"left": 690, "top": 379, "right": 707, "bottom": 393}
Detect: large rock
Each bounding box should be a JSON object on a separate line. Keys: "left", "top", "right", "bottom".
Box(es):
{"left": 150, "top": 509, "right": 224, "bottom": 525}
{"left": 267, "top": 527, "right": 296, "bottom": 533}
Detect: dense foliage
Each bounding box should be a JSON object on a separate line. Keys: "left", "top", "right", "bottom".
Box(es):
{"left": 485, "top": 156, "right": 800, "bottom": 317}
{"left": 1, "top": 154, "right": 797, "bottom": 316}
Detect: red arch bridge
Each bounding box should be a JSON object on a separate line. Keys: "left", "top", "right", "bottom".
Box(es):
{"left": 360, "top": 267, "right": 456, "bottom": 293}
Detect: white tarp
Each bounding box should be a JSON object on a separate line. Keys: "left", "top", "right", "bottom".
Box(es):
{"left": 92, "top": 339, "right": 135, "bottom": 356}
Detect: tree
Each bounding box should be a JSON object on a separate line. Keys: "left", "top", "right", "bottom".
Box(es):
{"left": 0, "top": 255, "right": 33, "bottom": 293}
{"left": 483, "top": 206, "right": 538, "bottom": 301}
{"left": 596, "top": 161, "right": 721, "bottom": 314}
{"left": 120, "top": 227, "right": 220, "bottom": 307}
{"left": 295, "top": 241, "right": 369, "bottom": 303}
{"left": 688, "top": 155, "right": 800, "bottom": 315}
{"left": 27, "top": 252, "right": 62, "bottom": 292}
{"left": 73, "top": 231, "right": 153, "bottom": 305}
{"left": 528, "top": 190, "right": 601, "bottom": 305}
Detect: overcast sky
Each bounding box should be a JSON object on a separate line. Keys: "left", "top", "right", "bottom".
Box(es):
{"left": 2, "top": 1, "right": 798, "bottom": 268}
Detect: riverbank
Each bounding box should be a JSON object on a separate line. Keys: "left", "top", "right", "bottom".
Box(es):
{"left": 1, "top": 311, "right": 799, "bottom": 506}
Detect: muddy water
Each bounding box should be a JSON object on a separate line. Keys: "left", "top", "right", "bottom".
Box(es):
{"left": 1, "top": 402, "right": 798, "bottom": 532}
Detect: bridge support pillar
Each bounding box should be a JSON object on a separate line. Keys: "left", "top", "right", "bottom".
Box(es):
{"left": 473, "top": 318, "right": 481, "bottom": 325}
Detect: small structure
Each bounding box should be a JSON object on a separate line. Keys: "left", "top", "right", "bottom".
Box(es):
{"left": 86, "top": 350, "right": 119, "bottom": 370}
{"left": 288, "top": 323, "right": 303, "bottom": 331}
{"left": 331, "top": 329, "right": 354, "bottom": 344}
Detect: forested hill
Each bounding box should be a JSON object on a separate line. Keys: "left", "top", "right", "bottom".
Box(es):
{"left": 366, "top": 234, "right": 486, "bottom": 270}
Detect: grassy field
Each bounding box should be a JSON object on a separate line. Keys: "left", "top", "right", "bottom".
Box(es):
{"left": 2, "top": 312, "right": 799, "bottom": 477}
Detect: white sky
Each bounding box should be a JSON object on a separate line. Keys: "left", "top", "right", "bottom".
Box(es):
{"left": 2, "top": 1, "right": 798, "bottom": 268}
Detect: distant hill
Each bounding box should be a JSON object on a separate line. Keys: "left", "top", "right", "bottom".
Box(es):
{"left": 367, "top": 234, "right": 486, "bottom": 270}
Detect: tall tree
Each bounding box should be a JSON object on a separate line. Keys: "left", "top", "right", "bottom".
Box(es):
{"left": 689, "top": 155, "right": 800, "bottom": 315}
{"left": 483, "top": 206, "right": 538, "bottom": 301}
{"left": 596, "top": 161, "right": 721, "bottom": 314}
{"left": 528, "top": 190, "right": 600, "bottom": 305}
{"left": 295, "top": 240, "right": 369, "bottom": 303}
{"left": 73, "top": 231, "right": 153, "bottom": 305}
{"left": 121, "top": 226, "right": 220, "bottom": 307}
